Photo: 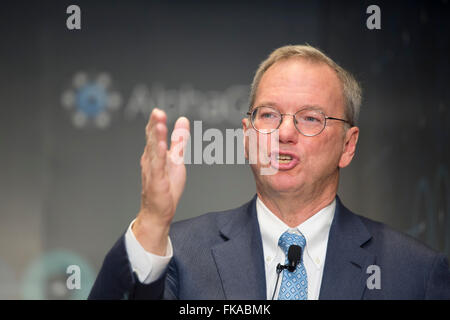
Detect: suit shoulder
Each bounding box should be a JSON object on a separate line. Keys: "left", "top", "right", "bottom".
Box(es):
{"left": 170, "top": 209, "right": 225, "bottom": 235}
{"left": 169, "top": 201, "right": 251, "bottom": 246}
{"left": 353, "top": 212, "right": 450, "bottom": 298}
{"left": 356, "top": 213, "right": 443, "bottom": 261}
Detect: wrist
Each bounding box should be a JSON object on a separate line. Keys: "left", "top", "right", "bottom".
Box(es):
{"left": 132, "top": 215, "right": 170, "bottom": 255}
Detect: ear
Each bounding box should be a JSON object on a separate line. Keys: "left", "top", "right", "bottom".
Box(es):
{"left": 338, "top": 126, "right": 359, "bottom": 168}
{"left": 242, "top": 118, "right": 250, "bottom": 159}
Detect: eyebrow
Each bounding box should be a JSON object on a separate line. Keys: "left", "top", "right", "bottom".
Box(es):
{"left": 254, "top": 102, "right": 326, "bottom": 112}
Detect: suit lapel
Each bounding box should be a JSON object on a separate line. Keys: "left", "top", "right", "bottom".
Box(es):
{"left": 211, "top": 196, "right": 267, "bottom": 299}
{"left": 209, "top": 196, "right": 375, "bottom": 299}
{"left": 319, "top": 197, "right": 376, "bottom": 299}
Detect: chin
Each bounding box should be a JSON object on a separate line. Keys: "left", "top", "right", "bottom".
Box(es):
{"left": 251, "top": 164, "right": 304, "bottom": 193}
{"left": 264, "top": 173, "right": 303, "bottom": 194}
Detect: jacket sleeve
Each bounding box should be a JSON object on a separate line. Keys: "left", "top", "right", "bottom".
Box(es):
{"left": 425, "top": 253, "right": 450, "bottom": 300}
{"left": 88, "top": 234, "right": 169, "bottom": 300}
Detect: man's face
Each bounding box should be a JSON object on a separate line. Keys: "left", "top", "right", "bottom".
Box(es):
{"left": 243, "top": 58, "right": 359, "bottom": 197}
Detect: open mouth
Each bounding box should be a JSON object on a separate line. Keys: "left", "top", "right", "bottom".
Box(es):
{"left": 276, "top": 154, "right": 293, "bottom": 163}
{"left": 270, "top": 151, "right": 299, "bottom": 170}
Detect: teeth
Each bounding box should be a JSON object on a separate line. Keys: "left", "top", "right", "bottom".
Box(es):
{"left": 277, "top": 155, "right": 292, "bottom": 160}
{"left": 276, "top": 154, "right": 293, "bottom": 163}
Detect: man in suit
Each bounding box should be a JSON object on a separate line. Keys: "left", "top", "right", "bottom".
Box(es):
{"left": 89, "top": 45, "right": 450, "bottom": 300}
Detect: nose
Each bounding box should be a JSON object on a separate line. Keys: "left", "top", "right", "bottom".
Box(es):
{"left": 277, "top": 114, "right": 298, "bottom": 144}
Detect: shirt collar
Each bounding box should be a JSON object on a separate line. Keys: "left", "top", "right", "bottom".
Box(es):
{"left": 256, "top": 196, "right": 335, "bottom": 269}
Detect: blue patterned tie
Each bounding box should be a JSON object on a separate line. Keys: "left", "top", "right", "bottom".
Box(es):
{"left": 277, "top": 231, "right": 308, "bottom": 300}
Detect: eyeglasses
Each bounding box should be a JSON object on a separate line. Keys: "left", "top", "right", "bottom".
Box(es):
{"left": 246, "top": 106, "right": 352, "bottom": 137}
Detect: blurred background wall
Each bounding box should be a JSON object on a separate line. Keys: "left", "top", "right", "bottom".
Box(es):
{"left": 0, "top": 0, "right": 448, "bottom": 299}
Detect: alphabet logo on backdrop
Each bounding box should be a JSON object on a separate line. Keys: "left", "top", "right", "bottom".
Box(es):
{"left": 61, "top": 72, "right": 122, "bottom": 129}
{"left": 61, "top": 72, "right": 249, "bottom": 130}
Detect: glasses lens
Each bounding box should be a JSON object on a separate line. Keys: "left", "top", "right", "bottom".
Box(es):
{"left": 295, "top": 109, "right": 325, "bottom": 136}
{"left": 251, "top": 106, "right": 281, "bottom": 133}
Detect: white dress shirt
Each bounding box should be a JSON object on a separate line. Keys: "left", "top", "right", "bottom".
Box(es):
{"left": 124, "top": 219, "right": 173, "bottom": 284}
{"left": 256, "top": 197, "right": 335, "bottom": 300}
{"left": 125, "top": 197, "right": 335, "bottom": 298}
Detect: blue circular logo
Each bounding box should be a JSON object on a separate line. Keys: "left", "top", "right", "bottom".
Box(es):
{"left": 76, "top": 83, "right": 108, "bottom": 117}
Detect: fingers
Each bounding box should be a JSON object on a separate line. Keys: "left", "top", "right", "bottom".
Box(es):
{"left": 144, "top": 108, "right": 166, "bottom": 153}
{"left": 143, "top": 108, "right": 190, "bottom": 171}
{"left": 142, "top": 109, "right": 169, "bottom": 179}
{"left": 146, "top": 108, "right": 167, "bottom": 136}
{"left": 146, "top": 108, "right": 166, "bottom": 150}
{"left": 149, "top": 110, "right": 169, "bottom": 176}
{"left": 151, "top": 130, "right": 168, "bottom": 178}
{"left": 169, "top": 117, "right": 190, "bottom": 165}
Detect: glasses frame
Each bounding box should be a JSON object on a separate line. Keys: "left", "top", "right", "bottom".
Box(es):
{"left": 246, "top": 106, "right": 353, "bottom": 137}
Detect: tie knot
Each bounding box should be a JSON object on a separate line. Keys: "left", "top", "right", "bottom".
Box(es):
{"left": 278, "top": 230, "right": 306, "bottom": 254}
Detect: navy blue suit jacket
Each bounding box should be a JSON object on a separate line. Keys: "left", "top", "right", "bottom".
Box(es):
{"left": 89, "top": 196, "right": 450, "bottom": 299}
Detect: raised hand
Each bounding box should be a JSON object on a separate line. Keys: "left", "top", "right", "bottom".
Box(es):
{"left": 133, "top": 108, "right": 190, "bottom": 255}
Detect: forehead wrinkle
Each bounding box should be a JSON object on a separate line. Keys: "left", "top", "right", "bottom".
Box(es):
{"left": 255, "top": 59, "right": 345, "bottom": 117}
